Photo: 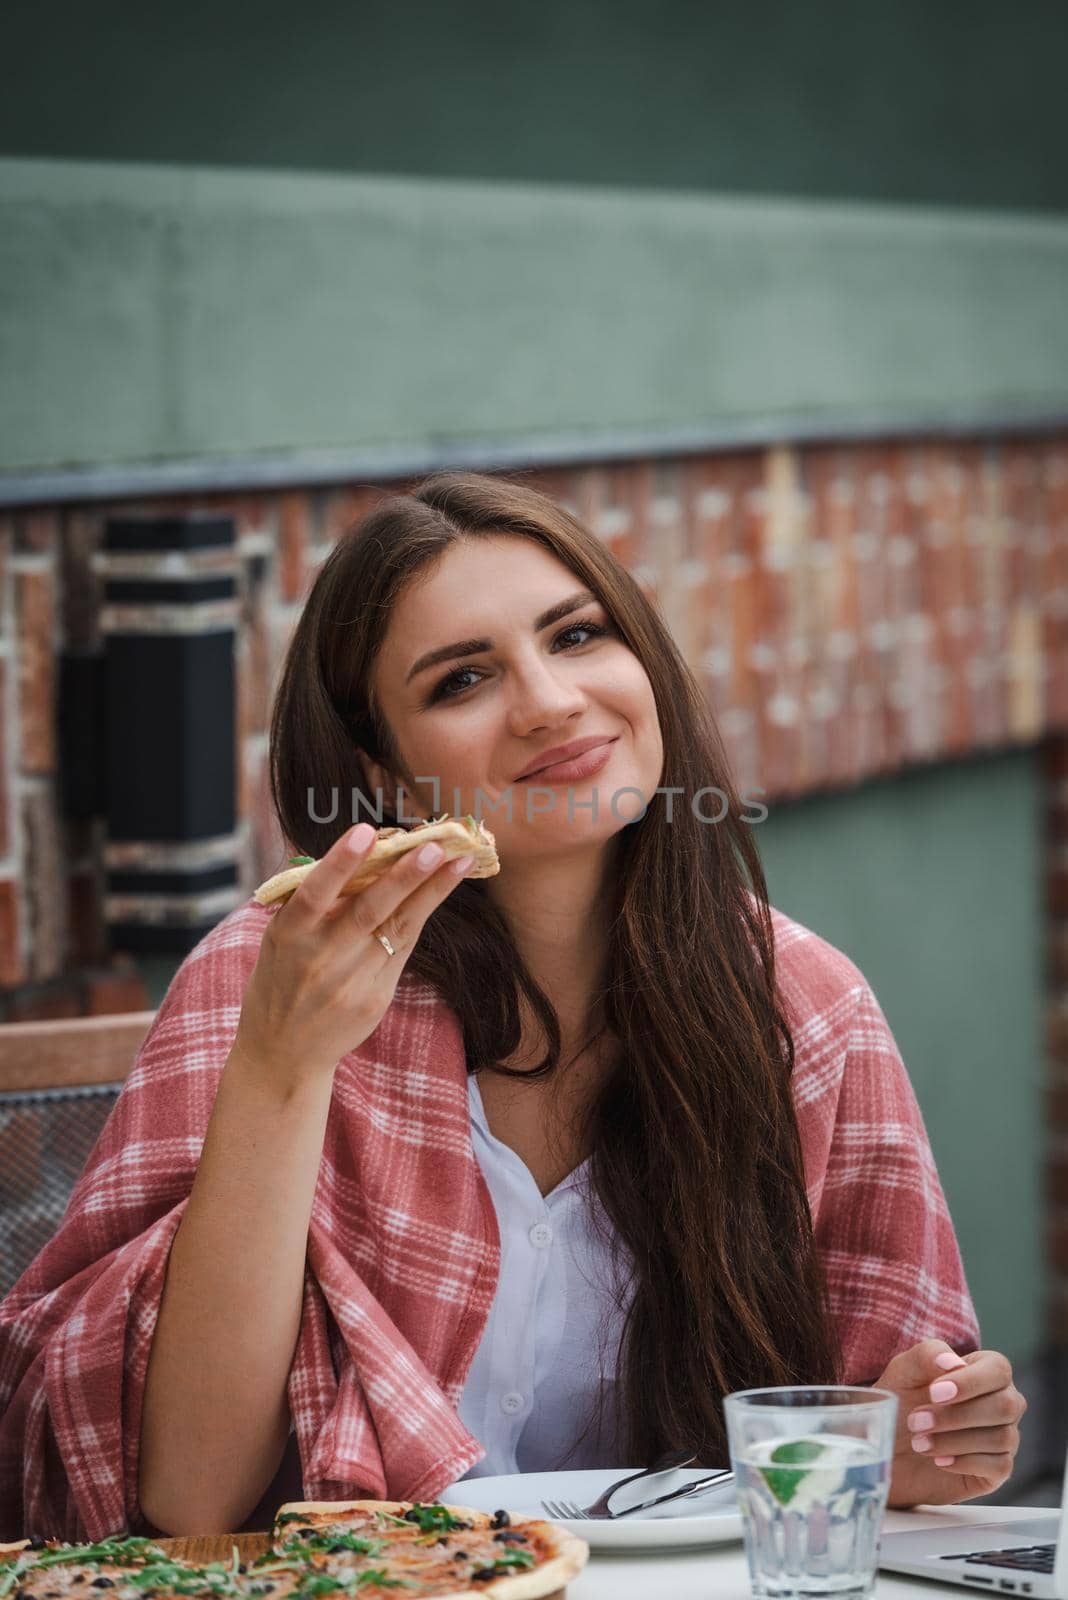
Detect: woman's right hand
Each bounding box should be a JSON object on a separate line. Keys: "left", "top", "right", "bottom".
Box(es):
{"left": 232, "top": 822, "right": 474, "bottom": 1092}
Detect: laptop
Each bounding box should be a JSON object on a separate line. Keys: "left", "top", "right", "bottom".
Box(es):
{"left": 879, "top": 1447, "right": 1067, "bottom": 1597}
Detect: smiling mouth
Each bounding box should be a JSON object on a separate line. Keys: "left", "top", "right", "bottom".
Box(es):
{"left": 517, "top": 738, "right": 618, "bottom": 780}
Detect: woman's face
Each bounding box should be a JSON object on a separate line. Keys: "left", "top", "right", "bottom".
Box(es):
{"left": 365, "top": 535, "right": 664, "bottom": 860}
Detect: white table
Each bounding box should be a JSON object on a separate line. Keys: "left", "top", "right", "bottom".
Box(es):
{"left": 567, "top": 1504, "right": 1054, "bottom": 1600}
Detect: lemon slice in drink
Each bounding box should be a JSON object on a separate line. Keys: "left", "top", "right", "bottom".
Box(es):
{"left": 759, "top": 1437, "right": 828, "bottom": 1506}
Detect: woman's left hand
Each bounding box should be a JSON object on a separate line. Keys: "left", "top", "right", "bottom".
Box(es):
{"left": 873, "top": 1338, "right": 1027, "bottom": 1506}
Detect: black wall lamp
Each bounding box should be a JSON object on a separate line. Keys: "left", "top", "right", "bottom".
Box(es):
{"left": 77, "top": 512, "right": 244, "bottom": 954}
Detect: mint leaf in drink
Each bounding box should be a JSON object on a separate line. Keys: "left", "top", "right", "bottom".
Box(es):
{"left": 760, "top": 1438, "right": 827, "bottom": 1505}
{"left": 770, "top": 1440, "right": 827, "bottom": 1465}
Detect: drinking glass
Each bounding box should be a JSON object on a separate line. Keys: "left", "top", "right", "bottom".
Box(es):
{"left": 724, "top": 1386, "right": 898, "bottom": 1600}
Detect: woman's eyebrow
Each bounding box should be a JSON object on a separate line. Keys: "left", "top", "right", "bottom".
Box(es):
{"left": 404, "top": 590, "right": 598, "bottom": 685}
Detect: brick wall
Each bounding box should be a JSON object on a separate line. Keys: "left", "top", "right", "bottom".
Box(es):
{"left": 1, "top": 435, "right": 1066, "bottom": 1014}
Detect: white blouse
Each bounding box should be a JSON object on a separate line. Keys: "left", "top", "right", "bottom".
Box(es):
{"left": 455, "top": 1071, "right": 634, "bottom": 1479}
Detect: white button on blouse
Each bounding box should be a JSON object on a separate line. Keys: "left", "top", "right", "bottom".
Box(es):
{"left": 455, "top": 1072, "right": 635, "bottom": 1479}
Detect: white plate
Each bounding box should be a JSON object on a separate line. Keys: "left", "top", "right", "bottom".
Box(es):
{"left": 438, "top": 1466, "right": 743, "bottom": 1551}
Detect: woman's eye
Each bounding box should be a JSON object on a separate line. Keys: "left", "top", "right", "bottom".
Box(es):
{"left": 428, "top": 619, "right": 607, "bottom": 703}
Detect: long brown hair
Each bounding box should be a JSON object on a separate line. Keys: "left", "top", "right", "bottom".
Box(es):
{"left": 269, "top": 470, "right": 842, "bottom": 1466}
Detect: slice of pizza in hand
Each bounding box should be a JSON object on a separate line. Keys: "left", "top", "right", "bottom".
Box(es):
{"left": 253, "top": 816, "right": 500, "bottom": 907}
{"left": 262, "top": 1499, "right": 589, "bottom": 1598}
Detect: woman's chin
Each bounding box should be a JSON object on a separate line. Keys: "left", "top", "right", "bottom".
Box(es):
{"left": 495, "top": 818, "right": 634, "bottom": 857}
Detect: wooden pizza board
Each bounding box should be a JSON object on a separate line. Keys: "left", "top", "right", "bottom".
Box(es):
{"left": 154, "top": 1532, "right": 567, "bottom": 1597}
{"left": 155, "top": 1533, "right": 273, "bottom": 1563}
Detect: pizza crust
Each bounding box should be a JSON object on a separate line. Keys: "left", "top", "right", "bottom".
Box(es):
{"left": 274, "top": 1499, "right": 589, "bottom": 1599}
{"left": 253, "top": 818, "right": 499, "bottom": 906}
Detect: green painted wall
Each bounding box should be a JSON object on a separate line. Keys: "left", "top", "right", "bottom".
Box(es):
{"left": 2, "top": 0, "right": 1067, "bottom": 214}
{"left": 757, "top": 748, "right": 1045, "bottom": 1366}
{"left": 3, "top": 158, "right": 1068, "bottom": 485}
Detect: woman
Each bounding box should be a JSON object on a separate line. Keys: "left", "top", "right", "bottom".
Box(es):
{"left": 0, "top": 472, "right": 1024, "bottom": 1542}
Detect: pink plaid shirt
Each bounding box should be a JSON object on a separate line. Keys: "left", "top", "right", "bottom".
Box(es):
{"left": 0, "top": 899, "right": 979, "bottom": 1542}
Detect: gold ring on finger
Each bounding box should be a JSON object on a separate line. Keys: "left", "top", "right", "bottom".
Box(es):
{"left": 372, "top": 927, "right": 396, "bottom": 957}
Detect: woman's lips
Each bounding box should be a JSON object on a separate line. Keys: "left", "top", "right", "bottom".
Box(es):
{"left": 516, "top": 737, "right": 618, "bottom": 784}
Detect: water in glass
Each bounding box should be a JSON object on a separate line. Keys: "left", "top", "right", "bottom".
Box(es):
{"left": 734, "top": 1431, "right": 891, "bottom": 1598}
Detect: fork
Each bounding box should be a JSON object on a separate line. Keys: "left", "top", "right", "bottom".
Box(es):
{"left": 542, "top": 1467, "right": 734, "bottom": 1521}
{"left": 539, "top": 1448, "right": 697, "bottom": 1521}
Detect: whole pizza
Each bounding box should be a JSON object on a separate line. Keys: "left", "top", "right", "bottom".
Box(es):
{"left": 0, "top": 1497, "right": 589, "bottom": 1600}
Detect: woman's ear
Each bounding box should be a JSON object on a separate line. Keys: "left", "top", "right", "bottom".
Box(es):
{"left": 358, "top": 752, "right": 431, "bottom": 824}
{"left": 359, "top": 752, "right": 397, "bottom": 816}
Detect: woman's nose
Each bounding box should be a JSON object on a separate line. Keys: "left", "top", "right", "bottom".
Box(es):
{"left": 507, "top": 653, "right": 588, "bottom": 722}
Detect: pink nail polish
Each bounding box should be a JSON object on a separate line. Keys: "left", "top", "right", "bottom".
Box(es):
{"left": 935, "top": 1352, "right": 966, "bottom": 1371}
{"left": 934, "top": 1455, "right": 955, "bottom": 1467}
{"left": 909, "top": 1411, "right": 935, "bottom": 1432}
{"left": 910, "top": 1435, "right": 931, "bottom": 1452}
{"left": 929, "top": 1380, "right": 958, "bottom": 1403}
